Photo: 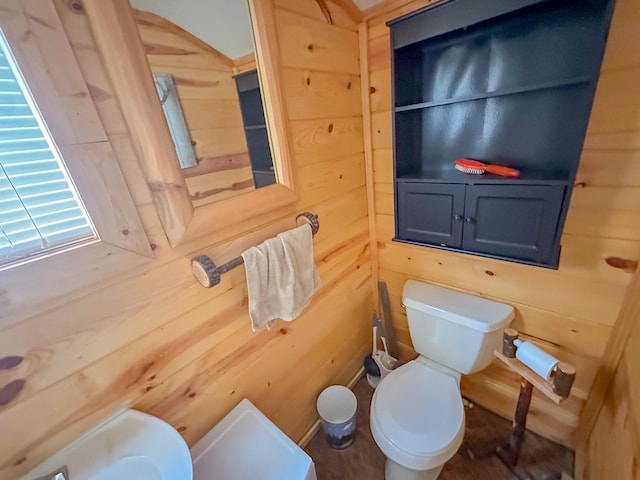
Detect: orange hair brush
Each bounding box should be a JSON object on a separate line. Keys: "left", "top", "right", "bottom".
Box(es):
{"left": 454, "top": 158, "right": 521, "bottom": 178}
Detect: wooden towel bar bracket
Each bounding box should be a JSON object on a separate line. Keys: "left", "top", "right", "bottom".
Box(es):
{"left": 191, "top": 212, "right": 320, "bottom": 288}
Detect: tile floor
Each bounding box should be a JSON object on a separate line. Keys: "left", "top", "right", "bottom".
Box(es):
{"left": 305, "top": 376, "right": 574, "bottom": 480}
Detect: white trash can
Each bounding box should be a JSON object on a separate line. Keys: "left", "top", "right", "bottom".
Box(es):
{"left": 316, "top": 385, "right": 357, "bottom": 450}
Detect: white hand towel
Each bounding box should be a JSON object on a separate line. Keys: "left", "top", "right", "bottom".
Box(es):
{"left": 241, "top": 223, "right": 321, "bottom": 331}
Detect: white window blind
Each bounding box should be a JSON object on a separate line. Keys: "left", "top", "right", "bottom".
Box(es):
{"left": 0, "top": 31, "right": 95, "bottom": 268}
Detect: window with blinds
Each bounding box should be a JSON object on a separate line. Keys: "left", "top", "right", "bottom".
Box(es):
{"left": 0, "top": 31, "right": 96, "bottom": 268}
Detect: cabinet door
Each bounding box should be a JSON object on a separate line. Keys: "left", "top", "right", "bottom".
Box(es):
{"left": 397, "top": 183, "right": 465, "bottom": 247}
{"left": 462, "top": 185, "right": 565, "bottom": 262}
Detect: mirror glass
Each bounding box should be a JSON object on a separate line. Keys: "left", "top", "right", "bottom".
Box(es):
{"left": 130, "top": 0, "right": 277, "bottom": 208}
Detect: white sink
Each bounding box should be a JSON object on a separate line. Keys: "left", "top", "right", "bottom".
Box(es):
{"left": 22, "top": 409, "right": 192, "bottom": 480}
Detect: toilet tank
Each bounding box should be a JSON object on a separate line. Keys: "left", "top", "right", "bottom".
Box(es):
{"left": 402, "top": 280, "right": 514, "bottom": 375}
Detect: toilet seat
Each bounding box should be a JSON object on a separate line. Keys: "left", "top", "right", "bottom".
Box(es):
{"left": 370, "top": 360, "right": 465, "bottom": 471}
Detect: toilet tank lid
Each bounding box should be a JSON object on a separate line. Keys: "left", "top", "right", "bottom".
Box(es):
{"left": 402, "top": 280, "right": 514, "bottom": 332}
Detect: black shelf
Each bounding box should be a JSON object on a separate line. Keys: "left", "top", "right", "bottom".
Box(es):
{"left": 394, "top": 81, "right": 597, "bottom": 176}
{"left": 389, "top": 0, "right": 614, "bottom": 269}
{"left": 396, "top": 168, "right": 571, "bottom": 185}
{"left": 394, "top": 76, "right": 592, "bottom": 113}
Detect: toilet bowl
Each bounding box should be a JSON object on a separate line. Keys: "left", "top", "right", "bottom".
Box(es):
{"left": 371, "top": 359, "right": 465, "bottom": 480}
{"left": 370, "top": 280, "right": 514, "bottom": 479}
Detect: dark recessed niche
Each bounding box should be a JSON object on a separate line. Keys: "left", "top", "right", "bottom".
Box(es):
{"left": 388, "top": 0, "right": 615, "bottom": 268}
{"left": 234, "top": 70, "right": 277, "bottom": 188}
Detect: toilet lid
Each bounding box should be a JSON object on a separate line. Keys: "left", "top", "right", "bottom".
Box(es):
{"left": 372, "top": 361, "right": 464, "bottom": 458}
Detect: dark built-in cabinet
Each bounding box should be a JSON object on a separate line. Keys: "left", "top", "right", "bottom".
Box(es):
{"left": 234, "top": 70, "right": 276, "bottom": 188}
{"left": 389, "top": 0, "right": 614, "bottom": 268}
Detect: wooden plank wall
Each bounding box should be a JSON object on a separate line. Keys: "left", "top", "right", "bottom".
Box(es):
{"left": 133, "top": 9, "right": 256, "bottom": 207}
{"left": 0, "top": 0, "right": 369, "bottom": 478}
{"left": 363, "top": 0, "right": 640, "bottom": 445}
{"left": 584, "top": 276, "right": 640, "bottom": 479}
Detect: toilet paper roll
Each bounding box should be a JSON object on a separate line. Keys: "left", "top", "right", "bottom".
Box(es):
{"left": 513, "top": 339, "right": 559, "bottom": 380}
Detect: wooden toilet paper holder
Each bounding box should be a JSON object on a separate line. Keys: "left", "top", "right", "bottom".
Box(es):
{"left": 468, "top": 329, "right": 576, "bottom": 480}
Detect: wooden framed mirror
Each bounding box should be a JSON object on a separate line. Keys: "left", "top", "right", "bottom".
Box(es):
{"left": 82, "top": 0, "right": 296, "bottom": 246}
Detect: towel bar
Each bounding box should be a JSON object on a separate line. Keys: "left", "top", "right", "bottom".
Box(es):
{"left": 191, "top": 212, "right": 320, "bottom": 288}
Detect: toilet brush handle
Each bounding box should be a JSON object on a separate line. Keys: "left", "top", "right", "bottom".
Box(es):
{"left": 372, "top": 325, "right": 378, "bottom": 355}
{"left": 381, "top": 336, "right": 389, "bottom": 355}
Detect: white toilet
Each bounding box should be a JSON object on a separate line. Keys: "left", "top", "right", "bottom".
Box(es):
{"left": 370, "top": 280, "right": 514, "bottom": 480}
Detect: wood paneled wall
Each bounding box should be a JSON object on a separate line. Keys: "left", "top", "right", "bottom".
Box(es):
{"left": 134, "top": 9, "right": 256, "bottom": 207}
{"left": 362, "top": 0, "right": 640, "bottom": 445}
{"left": 0, "top": 1, "right": 369, "bottom": 478}
{"left": 3, "top": 0, "right": 636, "bottom": 476}
{"left": 584, "top": 273, "right": 640, "bottom": 479}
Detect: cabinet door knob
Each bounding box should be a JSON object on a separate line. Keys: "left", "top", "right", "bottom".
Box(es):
{"left": 465, "top": 217, "right": 474, "bottom": 223}
{"left": 453, "top": 214, "right": 462, "bottom": 222}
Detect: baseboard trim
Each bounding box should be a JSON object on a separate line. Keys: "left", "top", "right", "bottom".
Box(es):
{"left": 298, "top": 366, "right": 365, "bottom": 448}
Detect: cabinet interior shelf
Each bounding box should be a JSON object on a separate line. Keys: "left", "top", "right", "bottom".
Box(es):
{"left": 397, "top": 168, "right": 571, "bottom": 185}
{"left": 394, "top": 76, "right": 593, "bottom": 113}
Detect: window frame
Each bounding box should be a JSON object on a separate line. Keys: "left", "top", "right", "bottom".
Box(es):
{"left": 0, "top": 28, "right": 98, "bottom": 266}
{"left": 0, "top": 0, "right": 153, "bottom": 327}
